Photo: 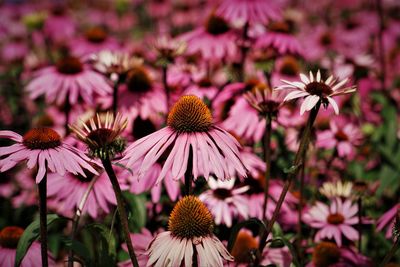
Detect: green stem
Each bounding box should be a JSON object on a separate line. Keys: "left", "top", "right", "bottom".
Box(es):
{"left": 379, "top": 237, "right": 400, "bottom": 267}
{"left": 101, "top": 157, "right": 139, "bottom": 267}
{"left": 297, "top": 150, "right": 306, "bottom": 264}
{"left": 38, "top": 171, "right": 48, "bottom": 267}
{"left": 258, "top": 101, "right": 321, "bottom": 254}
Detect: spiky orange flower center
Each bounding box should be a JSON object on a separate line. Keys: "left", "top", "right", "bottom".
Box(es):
{"left": 327, "top": 213, "right": 345, "bottom": 225}
{"left": 167, "top": 95, "right": 212, "bottom": 133}
{"left": 312, "top": 242, "right": 341, "bottom": 267}
{"left": 305, "top": 82, "right": 333, "bottom": 97}
{"left": 205, "top": 14, "right": 229, "bottom": 35}
{"left": 23, "top": 128, "right": 61, "bottom": 150}
{"left": 85, "top": 27, "right": 107, "bottom": 43}
{"left": 56, "top": 56, "right": 83, "bottom": 75}
{"left": 126, "top": 67, "right": 153, "bottom": 93}
{"left": 0, "top": 226, "right": 24, "bottom": 249}
{"left": 231, "top": 231, "right": 259, "bottom": 263}
{"left": 168, "top": 196, "right": 214, "bottom": 239}
{"left": 279, "top": 56, "right": 300, "bottom": 76}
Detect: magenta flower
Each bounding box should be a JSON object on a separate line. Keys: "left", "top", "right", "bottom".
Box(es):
{"left": 0, "top": 128, "right": 98, "bottom": 183}
{"left": 276, "top": 70, "right": 356, "bottom": 115}
{"left": 199, "top": 177, "right": 249, "bottom": 227}
{"left": 303, "top": 198, "right": 359, "bottom": 246}
{"left": 146, "top": 196, "right": 234, "bottom": 266}
{"left": 179, "top": 14, "right": 237, "bottom": 61}
{"left": 26, "top": 56, "right": 112, "bottom": 106}
{"left": 47, "top": 170, "right": 128, "bottom": 219}
{"left": 377, "top": 203, "right": 400, "bottom": 239}
{"left": 0, "top": 226, "right": 55, "bottom": 267}
{"left": 316, "top": 120, "right": 363, "bottom": 158}
{"left": 217, "top": 0, "right": 281, "bottom": 26}
{"left": 119, "top": 228, "right": 154, "bottom": 267}
{"left": 121, "top": 95, "right": 247, "bottom": 184}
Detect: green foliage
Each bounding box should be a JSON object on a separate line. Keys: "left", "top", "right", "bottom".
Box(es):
{"left": 122, "top": 192, "right": 147, "bottom": 232}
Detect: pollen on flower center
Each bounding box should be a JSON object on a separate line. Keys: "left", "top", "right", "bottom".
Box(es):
{"left": 231, "top": 231, "right": 258, "bottom": 263}
{"left": 312, "top": 242, "right": 341, "bottom": 267}
{"left": 23, "top": 128, "right": 62, "bottom": 150}
{"left": 0, "top": 226, "right": 24, "bottom": 249}
{"left": 56, "top": 56, "right": 84, "bottom": 75}
{"left": 327, "top": 213, "right": 345, "bottom": 225}
{"left": 167, "top": 95, "right": 213, "bottom": 133}
{"left": 85, "top": 27, "right": 107, "bottom": 43}
{"left": 205, "top": 14, "right": 230, "bottom": 35}
{"left": 126, "top": 67, "right": 153, "bottom": 93}
{"left": 168, "top": 196, "right": 214, "bottom": 239}
{"left": 305, "top": 82, "right": 333, "bottom": 97}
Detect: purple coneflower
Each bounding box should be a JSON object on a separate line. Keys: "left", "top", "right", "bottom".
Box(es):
{"left": 146, "top": 196, "right": 234, "bottom": 266}
{"left": 121, "top": 95, "right": 247, "bottom": 184}
{"left": 276, "top": 70, "right": 356, "bottom": 115}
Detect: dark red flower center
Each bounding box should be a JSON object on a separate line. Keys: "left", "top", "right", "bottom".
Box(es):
{"left": 305, "top": 82, "right": 333, "bottom": 97}
{"left": 327, "top": 213, "right": 345, "bottom": 225}
{"left": 213, "top": 188, "right": 232, "bottom": 200}
{"left": 268, "top": 21, "right": 290, "bottom": 33}
{"left": 87, "top": 128, "right": 114, "bottom": 147}
{"left": 312, "top": 242, "right": 341, "bottom": 267}
{"left": 319, "top": 32, "right": 334, "bottom": 46}
{"left": 0, "top": 226, "right": 24, "bottom": 249}
{"left": 168, "top": 196, "right": 213, "bottom": 238}
{"left": 23, "top": 128, "right": 62, "bottom": 150}
{"left": 334, "top": 130, "right": 348, "bottom": 141}
{"left": 279, "top": 56, "right": 300, "bottom": 76}
{"left": 167, "top": 95, "right": 212, "bottom": 133}
{"left": 205, "top": 15, "right": 230, "bottom": 35}
{"left": 244, "top": 78, "right": 262, "bottom": 92}
{"left": 126, "top": 67, "right": 153, "bottom": 93}
{"left": 197, "top": 78, "right": 212, "bottom": 88}
{"left": 56, "top": 56, "right": 84, "bottom": 75}
{"left": 85, "top": 27, "right": 107, "bottom": 43}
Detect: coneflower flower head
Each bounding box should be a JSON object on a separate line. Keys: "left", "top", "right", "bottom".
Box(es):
{"left": 312, "top": 241, "right": 341, "bottom": 267}
{"left": 276, "top": 70, "right": 356, "bottom": 115}
{"left": 70, "top": 112, "right": 127, "bottom": 160}
{"left": 244, "top": 83, "right": 283, "bottom": 117}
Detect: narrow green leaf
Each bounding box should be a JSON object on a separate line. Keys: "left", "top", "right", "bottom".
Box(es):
{"left": 122, "top": 192, "right": 146, "bottom": 232}
{"left": 63, "top": 238, "right": 94, "bottom": 267}
{"left": 15, "top": 214, "right": 62, "bottom": 267}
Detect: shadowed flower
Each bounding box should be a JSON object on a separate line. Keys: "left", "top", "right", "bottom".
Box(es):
{"left": 119, "top": 228, "right": 155, "bottom": 267}
{"left": 303, "top": 198, "right": 359, "bottom": 246}
{"left": 0, "top": 128, "right": 98, "bottom": 183}
{"left": 26, "top": 56, "right": 112, "bottom": 106}
{"left": 199, "top": 177, "right": 249, "bottom": 227}
{"left": 146, "top": 196, "right": 234, "bottom": 266}
{"left": 217, "top": 0, "right": 281, "bottom": 26}
{"left": 276, "top": 70, "right": 356, "bottom": 115}
{"left": 0, "top": 226, "right": 55, "bottom": 267}
{"left": 121, "top": 95, "right": 247, "bottom": 184}
{"left": 70, "top": 112, "right": 127, "bottom": 160}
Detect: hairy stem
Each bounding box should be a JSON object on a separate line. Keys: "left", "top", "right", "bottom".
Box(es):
{"left": 262, "top": 114, "right": 272, "bottom": 222}
{"left": 102, "top": 157, "right": 139, "bottom": 267}
{"left": 112, "top": 81, "right": 119, "bottom": 116}
{"left": 64, "top": 97, "right": 71, "bottom": 136}
{"left": 38, "top": 171, "right": 48, "bottom": 267}
{"left": 162, "top": 66, "right": 170, "bottom": 113}
{"left": 379, "top": 237, "right": 400, "bottom": 267}
{"left": 68, "top": 176, "right": 99, "bottom": 267}
{"left": 258, "top": 102, "right": 320, "bottom": 254}
{"left": 184, "top": 148, "right": 194, "bottom": 196}
{"left": 297, "top": 150, "right": 306, "bottom": 264}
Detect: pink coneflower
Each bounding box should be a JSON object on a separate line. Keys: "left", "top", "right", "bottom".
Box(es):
{"left": 276, "top": 70, "right": 357, "bottom": 115}
{"left": 0, "top": 128, "right": 98, "bottom": 183}
{"left": 146, "top": 196, "right": 234, "bottom": 266}
{"left": 377, "top": 203, "right": 400, "bottom": 239}
{"left": 26, "top": 56, "right": 112, "bottom": 106}
{"left": 303, "top": 198, "right": 359, "bottom": 246}
{"left": 121, "top": 95, "right": 247, "bottom": 184}
{"left": 0, "top": 226, "right": 55, "bottom": 267}
{"left": 316, "top": 120, "right": 363, "bottom": 158}
{"left": 47, "top": 170, "right": 128, "bottom": 218}
{"left": 199, "top": 177, "right": 249, "bottom": 227}
{"left": 217, "top": 0, "right": 281, "bottom": 26}
{"left": 255, "top": 21, "right": 303, "bottom": 56}
{"left": 179, "top": 14, "right": 237, "bottom": 61}
{"left": 70, "top": 26, "right": 119, "bottom": 56}
{"left": 307, "top": 241, "right": 371, "bottom": 267}
{"left": 43, "top": 6, "right": 75, "bottom": 43}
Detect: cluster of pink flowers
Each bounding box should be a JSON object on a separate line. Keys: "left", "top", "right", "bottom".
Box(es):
{"left": 0, "top": 0, "right": 400, "bottom": 266}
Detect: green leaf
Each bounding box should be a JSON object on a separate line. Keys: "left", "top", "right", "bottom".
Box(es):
{"left": 227, "top": 218, "right": 266, "bottom": 252}
{"left": 63, "top": 238, "right": 94, "bottom": 267}
{"left": 122, "top": 192, "right": 147, "bottom": 232}
{"left": 84, "top": 223, "right": 117, "bottom": 258}
{"left": 84, "top": 223, "right": 117, "bottom": 266}
{"left": 15, "top": 214, "right": 62, "bottom": 267}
